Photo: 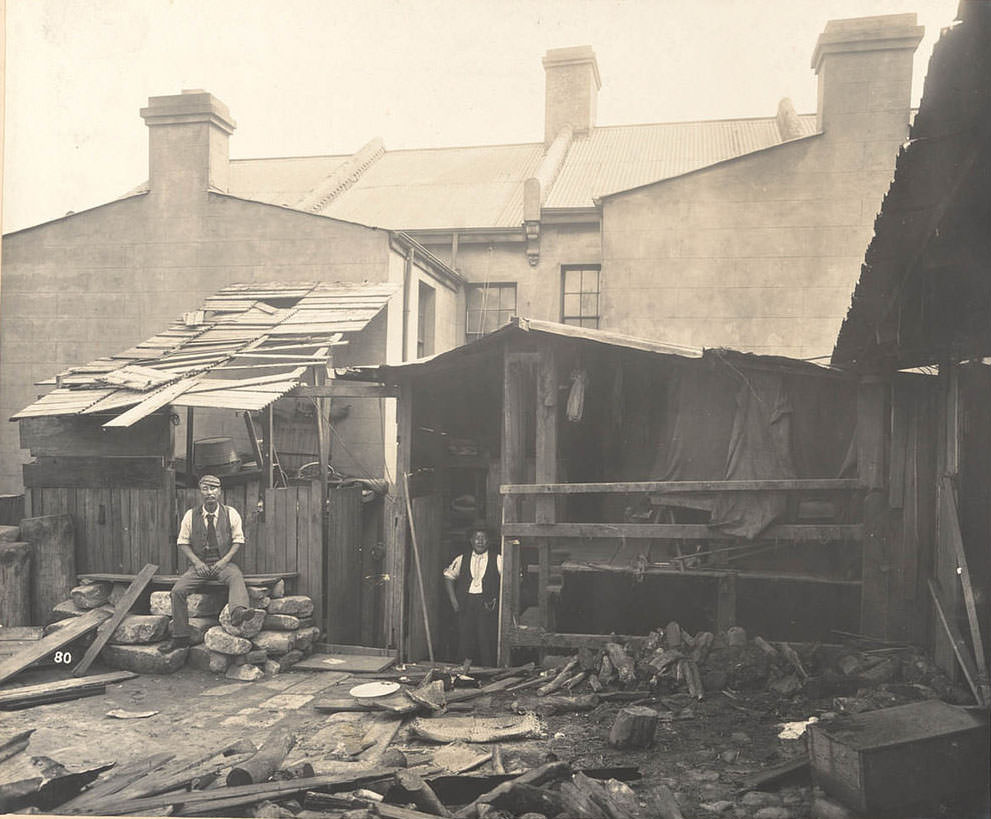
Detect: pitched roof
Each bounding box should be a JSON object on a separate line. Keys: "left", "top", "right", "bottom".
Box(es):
{"left": 226, "top": 113, "right": 817, "bottom": 230}
{"left": 12, "top": 281, "right": 397, "bottom": 425}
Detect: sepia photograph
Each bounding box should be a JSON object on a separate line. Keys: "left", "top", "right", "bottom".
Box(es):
{"left": 0, "top": 1, "right": 988, "bottom": 816}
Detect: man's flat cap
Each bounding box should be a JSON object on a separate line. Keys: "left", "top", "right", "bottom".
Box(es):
{"left": 198, "top": 474, "right": 221, "bottom": 487}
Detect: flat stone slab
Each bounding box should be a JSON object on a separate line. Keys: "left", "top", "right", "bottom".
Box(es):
{"left": 252, "top": 630, "right": 296, "bottom": 656}
{"left": 263, "top": 614, "right": 300, "bottom": 631}
{"left": 187, "top": 645, "right": 232, "bottom": 673}
{"left": 101, "top": 643, "right": 188, "bottom": 674}
{"left": 266, "top": 596, "right": 313, "bottom": 617}
{"left": 150, "top": 590, "right": 225, "bottom": 618}
{"left": 70, "top": 582, "right": 112, "bottom": 609}
{"left": 226, "top": 664, "right": 264, "bottom": 681}
{"left": 233, "top": 649, "right": 268, "bottom": 666}
{"left": 219, "top": 604, "right": 265, "bottom": 639}
{"left": 204, "top": 626, "right": 253, "bottom": 655}
{"left": 110, "top": 615, "right": 169, "bottom": 645}
{"left": 167, "top": 616, "right": 217, "bottom": 645}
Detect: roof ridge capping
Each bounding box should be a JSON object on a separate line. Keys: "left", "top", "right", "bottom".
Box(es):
{"left": 811, "top": 13, "right": 924, "bottom": 71}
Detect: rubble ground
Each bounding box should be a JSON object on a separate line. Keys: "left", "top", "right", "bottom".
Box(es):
{"left": 0, "top": 625, "right": 986, "bottom": 819}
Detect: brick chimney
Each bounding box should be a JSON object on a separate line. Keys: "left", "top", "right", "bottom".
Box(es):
{"left": 140, "top": 90, "right": 236, "bottom": 200}
{"left": 543, "top": 46, "right": 600, "bottom": 145}
{"left": 811, "top": 14, "right": 923, "bottom": 135}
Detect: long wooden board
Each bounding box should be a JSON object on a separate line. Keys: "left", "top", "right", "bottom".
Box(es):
{"left": 929, "top": 578, "right": 983, "bottom": 705}
{"left": 0, "top": 628, "right": 44, "bottom": 642}
{"left": 77, "top": 572, "right": 296, "bottom": 586}
{"left": 73, "top": 564, "right": 158, "bottom": 677}
{"left": 0, "top": 609, "right": 110, "bottom": 687}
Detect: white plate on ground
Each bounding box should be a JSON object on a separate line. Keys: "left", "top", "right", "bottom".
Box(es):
{"left": 349, "top": 681, "right": 400, "bottom": 699}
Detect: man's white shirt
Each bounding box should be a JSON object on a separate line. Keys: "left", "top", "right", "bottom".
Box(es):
{"left": 177, "top": 505, "right": 246, "bottom": 545}
{"left": 444, "top": 552, "right": 503, "bottom": 594}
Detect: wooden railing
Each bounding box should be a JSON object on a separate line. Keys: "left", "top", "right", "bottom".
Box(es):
{"left": 496, "top": 478, "right": 866, "bottom": 661}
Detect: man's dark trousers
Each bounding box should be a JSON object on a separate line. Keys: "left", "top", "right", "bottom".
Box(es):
{"left": 458, "top": 594, "right": 497, "bottom": 667}
{"left": 171, "top": 564, "right": 249, "bottom": 638}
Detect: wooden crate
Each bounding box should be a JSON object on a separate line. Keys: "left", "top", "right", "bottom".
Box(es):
{"left": 808, "top": 700, "right": 989, "bottom": 814}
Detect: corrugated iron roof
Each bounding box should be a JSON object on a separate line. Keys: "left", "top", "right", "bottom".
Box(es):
{"left": 12, "top": 281, "right": 397, "bottom": 425}
{"left": 223, "top": 115, "right": 817, "bottom": 229}
{"left": 546, "top": 115, "right": 819, "bottom": 207}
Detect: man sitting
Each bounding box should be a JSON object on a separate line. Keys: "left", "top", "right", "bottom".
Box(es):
{"left": 159, "top": 474, "right": 251, "bottom": 652}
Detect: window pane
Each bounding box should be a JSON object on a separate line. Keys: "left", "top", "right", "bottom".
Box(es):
{"left": 563, "top": 293, "right": 581, "bottom": 317}
{"left": 581, "top": 317, "right": 599, "bottom": 329}
{"left": 564, "top": 268, "right": 581, "bottom": 292}
{"left": 468, "top": 287, "right": 484, "bottom": 311}
{"left": 581, "top": 293, "right": 598, "bottom": 316}
{"left": 500, "top": 286, "right": 517, "bottom": 310}
{"left": 582, "top": 268, "right": 599, "bottom": 292}
{"left": 482, "top": 310, "right": 500, "bottom": 333}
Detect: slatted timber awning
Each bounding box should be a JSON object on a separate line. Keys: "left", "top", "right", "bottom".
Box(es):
{"left": 12, "top": 281, "right": 398, "bottom": 427}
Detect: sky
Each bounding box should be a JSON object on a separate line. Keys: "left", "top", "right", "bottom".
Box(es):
{"left": 3, "top": 0, "right": 961, "bottom": 234}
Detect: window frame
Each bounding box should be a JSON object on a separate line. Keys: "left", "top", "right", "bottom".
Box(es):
{"left": 465, "top": 282, "right": 518, "bottom": 343}
{"left": 560, "top": 264, "right": 601, "bottom": 329}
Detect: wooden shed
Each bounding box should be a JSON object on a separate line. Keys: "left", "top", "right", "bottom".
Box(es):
{"left": 11, "top": 281, "right": 399, "bottom": 642}
{"left": 364, "top": 317, "right": 869, "bottom": 664}
{"left": 832, "top": 0, "right": 991, "bottom": 705}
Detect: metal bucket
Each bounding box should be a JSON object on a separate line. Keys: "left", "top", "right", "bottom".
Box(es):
{"left": 193, "top": 437, "right": 241, "bottom": 476}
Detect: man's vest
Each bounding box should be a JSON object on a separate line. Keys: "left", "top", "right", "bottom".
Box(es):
{"left": 454, "top": 546, "right": 500, "bottom": 606}
{"left": 188, "top": 504, "right": 233, "bottom": 563}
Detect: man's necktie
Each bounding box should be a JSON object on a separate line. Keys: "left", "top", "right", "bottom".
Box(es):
{"left": 206, "top": 512, "right": 218, "bottom": 551}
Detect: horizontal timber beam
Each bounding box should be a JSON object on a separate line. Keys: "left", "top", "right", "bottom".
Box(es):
{"left": 508, "top": 625, "right": 648, "bottom": 650}
{"left": 501, "top": 522, "right": 864, "bottom": 541}
{"left": 501, "top": 479, "right": 864, "bottom": 495}
{"left": 293, "top": 382, "right": 398, "bottom": 399}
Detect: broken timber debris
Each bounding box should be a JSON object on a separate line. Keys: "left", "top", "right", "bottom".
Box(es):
{"left": 228, "top": 729, "right": 295, "bottom": 786}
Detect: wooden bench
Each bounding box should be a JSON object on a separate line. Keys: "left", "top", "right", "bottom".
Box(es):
{"left": 77, "top": 572, "right": 298, "bottom": 590}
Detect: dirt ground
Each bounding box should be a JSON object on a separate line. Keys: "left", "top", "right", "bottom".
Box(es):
{"left": 2, "top": 655, "right": 988, "bottom": 819}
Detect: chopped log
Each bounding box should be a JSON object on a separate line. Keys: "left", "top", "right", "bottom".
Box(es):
{"left": 599, "top": 654, "right": 615, "bottom": 686}
{"left": 73, "top": 563, "right": 158, "bottom": 677}
{"left": 273, "top": 761, "right": 316, "bottom": 780}
{"left": 777, "top": 642, "right": 808, "bottom": 680}
{"left": 227, "top": 728, "right": 295, "bottom": 786}
{"left": 453, "top": 761, "right": 572, "bottom": 819}
{"left": 91, "top": 768, "right": 399, "bottom": 816}
{"left": 490, "top": 746, "right": 505, "bottom": 775}
{"left": 559, "top": 773, "right": 642, "bottom": 819}
{"left": 588, "top": 673, "right": 603, "bottom": 693}
{"left": 690, "top": 632, "right": 714, "bottom": 664}
{"left": 536, "top": 657, "right": 578, "bottom": 696}
{"left": 395, "top": 769, "right": 451, "bottom": 817}
{"left": 608, "top": 706, "right": 659, "bottom": 749}
{"left": 0, "top": 543, "right": 31, "bottom": 627}
{"left": 642, "top": 782, "right": 685, "bottom": 819}
{"left": 0, "top": 729, "right": 33, "bottom": 765}
{"left": 504, "top": 675, "right": 547, "bottom": 694}
{"left": 604, "top": 643, "right": 635, "bottom": 684}
{"left": 563, "top": 670, "right": 589, "bottom": 691}
{"left": 0, "top": 608, "right": 113, "bottom": 686}
{"left": 20, "top": 514, "right": 75, "bottom": 626}
{"left": 753, "top": 636, "right": 778, "bottom": 658}
{"left": 679, "top": 659, "right": 703, "bottom": 700}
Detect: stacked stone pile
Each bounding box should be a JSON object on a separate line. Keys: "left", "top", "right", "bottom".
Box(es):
{"left": 48, "top": 579, "right": 319, "bottom": 679}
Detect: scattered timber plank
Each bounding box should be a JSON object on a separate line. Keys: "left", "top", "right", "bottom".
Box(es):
{"left": 311, "top": 698, "right": 372, "bottom": 714}
{"left": 57, "top": 752, "right": 175, "bottom": 813}
{"left": 293, "top": 652, "right": 396, "bottom": 673}
{"left": 736, "top": 756, "right": 810, "bottom": 792}
{"left": 0, "top": 729, "right": 34, "bottom": 765}
{"left": 0, "top": 672, "right": 137, "bottom": 710}
{"left": 928, "top": 578, "right": 983, "bottom": 705}
{"left": 101, "top": 768, "right": 399, "bottom": 815}
{"left": 454, "top": 761, "right": 571, "bottom": 819}
{"left": 445, "top": 676, "right": 523, "bottom": 704}
{"left": 0, "top": 685, "right": 107, "bottom": 710}
{"left": 0, "top": 608, "right": 111, "bottom": 686}
{"left": 73, "top": 563, "right": 158, "bottom": 677}
{"left": 0, "top": 627, "right": 44, "bottom": 641}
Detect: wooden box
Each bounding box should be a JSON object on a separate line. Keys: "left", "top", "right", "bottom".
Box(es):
{"left": 808, "top": 700, "right": 989, "bottom": 814}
